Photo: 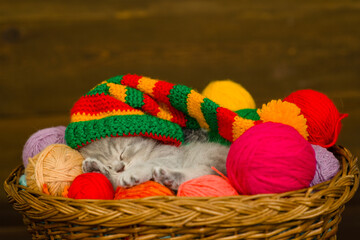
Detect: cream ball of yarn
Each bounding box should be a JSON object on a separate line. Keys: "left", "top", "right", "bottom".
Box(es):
{"left": 25, "top": 144, "right": 84, "bottom": 196}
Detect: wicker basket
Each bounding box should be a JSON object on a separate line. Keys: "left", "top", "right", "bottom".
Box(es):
{"left": 4, "top": 145, "right": 359, "bottom": 240}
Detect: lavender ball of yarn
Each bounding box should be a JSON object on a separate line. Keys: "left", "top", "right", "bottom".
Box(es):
{"left": 22, "top": 126, "right": 67, "bottom": 167}
{"left": 310, "top": 144, "right": 340, "bottom": 186}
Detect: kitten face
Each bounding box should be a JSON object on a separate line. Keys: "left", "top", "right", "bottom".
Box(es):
{"left": 80, "top": 136, "right": 164, "bottom": 188}
{"left": 79, "top": 136, "right": 157, "bottom": 173}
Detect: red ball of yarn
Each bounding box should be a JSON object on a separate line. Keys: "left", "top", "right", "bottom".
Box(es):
{"left": 67, "top": 172, "right": 115, "bottom": 200}
{"left": 114, "top": 181, "right": 174, "bottom": 199}
{"left": 283, "top": 89, "right": 348, "bottom": 148}
{"left": 177, "top": 175, "right": 238, "bottom": 197}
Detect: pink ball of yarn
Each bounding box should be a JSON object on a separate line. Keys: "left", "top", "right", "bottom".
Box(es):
{"left": 226, "top": 122, "right": 316, "bottom": 195}
{"left": 177, "top": 175, "right": 238, "bottom": 197}
{"left": 310, "top": 144, "right": 340, "bottom": 186}
{"left": 22, "top": 126, "right": 66, "bottom": 167}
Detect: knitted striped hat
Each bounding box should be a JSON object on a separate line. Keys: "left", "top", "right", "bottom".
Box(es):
{"left": 65, "top": 74, "right": 276, "bottom": 149}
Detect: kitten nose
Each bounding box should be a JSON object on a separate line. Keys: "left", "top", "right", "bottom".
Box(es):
{"left": 115, "top": 162, "right": 125, "bottom": 173}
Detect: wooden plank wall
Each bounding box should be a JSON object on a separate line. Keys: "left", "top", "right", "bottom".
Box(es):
{"left": 1, "top": 0, "right": 359, "bottom": 239}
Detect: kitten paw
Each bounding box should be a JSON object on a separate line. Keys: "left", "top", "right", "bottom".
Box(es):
{"left": 82, "top": 158, "right": 100, "bottom": 172}
{"left": 115, "top": 169, "right": 151, "bottom": 188}
{"left": 112, "top": 167, "right": 153, "bottom": 188}
{"left": 118, "top": 174, "right": 140, "bottom": 188}
{"left": 82, "top": 158, "right": 110, "bottom": 177}
{"left": 152, "top": 167, "right": 182, "bottom": 190}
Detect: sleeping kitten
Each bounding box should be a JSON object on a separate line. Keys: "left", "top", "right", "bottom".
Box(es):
{"left": 79, "top": 131, "right": 229, "bottom": 190}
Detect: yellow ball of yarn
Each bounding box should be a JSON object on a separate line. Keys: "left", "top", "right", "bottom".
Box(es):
{"left": 25, "top": 144, "right": 84, "bottom": 196}
{"left": 202, "top": 80, "right": 256, "bottom": 111}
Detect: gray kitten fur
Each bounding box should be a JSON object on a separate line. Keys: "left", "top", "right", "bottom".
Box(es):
{"left": 79, "top": 131, "right": 229, "bottom": 190}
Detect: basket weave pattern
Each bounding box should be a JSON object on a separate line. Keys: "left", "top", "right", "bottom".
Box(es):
{"left": 4, "top": 146, "right": 359, "bottom": 240}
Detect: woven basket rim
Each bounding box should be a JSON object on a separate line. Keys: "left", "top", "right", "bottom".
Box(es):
{"left": 3, "top": 145, "right": 359, "bottom": 229}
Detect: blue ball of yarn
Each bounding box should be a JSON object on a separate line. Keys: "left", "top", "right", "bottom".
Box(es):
{"left": 19, "top": 174, "right": 27, "bottom": 187}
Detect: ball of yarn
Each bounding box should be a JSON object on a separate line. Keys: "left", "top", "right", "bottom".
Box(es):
{"left": 67, "top": 172, "right": 115, "bottom": 200}
{"left": 283, "top": 89, "right": 348, "bottom": 148}
{"left": 177, "top": 175, "right": 238, "bottom": 197}
{"left": 202, "top": 80, "right": 256, "bottom": 111}
{"left": 310, "top": 144, "right": 340, "bottom": 186}
{"left": 235, "top": 108, "right": 260, "bottom": 120}
{"left": 114, "top": 181, "right": 174, "bottom": 199}
{"left": 226, "top": 122, "right": 316, "bottom": 195}
{"left": 19, "top": 174, "right": 27, "bottom": 187}
{"left": 22, "top": 126, "right": 67, "bottom": 167}
{"left": 25, "top": 144, "right": 83, "bottom": 196}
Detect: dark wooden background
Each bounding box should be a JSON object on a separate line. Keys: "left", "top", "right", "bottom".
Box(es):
{"left": 1, "top": 0, "right": 359, "bottom": 239}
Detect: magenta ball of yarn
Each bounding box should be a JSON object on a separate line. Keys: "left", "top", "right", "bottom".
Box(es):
{"left": 226, "top": 122, "right": 316, "bottom": 195}
{"left": 310, "top": 144, "right": 340, "bottom": 186}
{"left": 22, "top": 126, "right": 67, "bottom": 167}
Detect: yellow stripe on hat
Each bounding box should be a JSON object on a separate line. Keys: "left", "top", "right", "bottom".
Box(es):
{"left": 157, "top": 102, "right": 173, "bottom": 121}
{"left": 187, "top": 90, "right": 209, "bottom": 129}
{"left": 71, "top": 109, "right": 144, "bottom": 122}
{"left": 137, "top": 76, "right": 158, "bottom": 97}
{"left": 232, "top": 116, "right": 255, "bottom": 141}
{"left": 108, "top": 83, "right": 127, "bottom": 103}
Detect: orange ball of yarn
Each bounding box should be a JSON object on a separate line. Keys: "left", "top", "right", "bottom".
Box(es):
{"left": 114, "top": 181, "right": 174, "bottom": 199}
{"left": 177, "top": 175, "right": 239, "bottom": 197}
{"left": 25, "top": 144, "right": 84, "bottom": 196}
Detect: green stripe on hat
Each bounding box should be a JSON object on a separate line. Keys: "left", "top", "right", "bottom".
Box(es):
{"left": 87, "top": 83, "right": 110, "bottom": 96}
{"left": 65, "top": 115, "right": 184, "bottom": 149}
{"left": 125, "top": 86, "right": 145, "bottom": 108}
{"left": 235, "top": 108, "right": 260, "bottom": 120}
{"left": 201, "top": 98, "right": 220, "bottom": 131}
{"left": 200, "top": 98, "right": 230, "bottom": 145}
{"left": 168, "top": 85, "right": 192, "bottom": 114}
{"left": 106, "top": 75, "right": 124, "bottom": 84}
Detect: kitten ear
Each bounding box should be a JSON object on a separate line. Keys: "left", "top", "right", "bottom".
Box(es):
{"left": 182, "top": 128, "right": 209, "bottom": 143}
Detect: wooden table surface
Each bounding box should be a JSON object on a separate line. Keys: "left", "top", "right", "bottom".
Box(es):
{"left": 1, "top": 0, "right": 359, "bottom": 239}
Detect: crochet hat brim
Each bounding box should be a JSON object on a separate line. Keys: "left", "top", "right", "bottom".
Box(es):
{"left": 66, "top": 114, "right": 183, "bottom": 149}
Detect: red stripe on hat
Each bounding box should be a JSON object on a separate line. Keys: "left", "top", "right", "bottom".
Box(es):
{"left": 117, "top": 132, "right": 181, "bottom": 146}
{"left": 153, "top": 81, "right": 175, "bottom": 104}
{"left": 167, "top": 105, "right": 187, "bottom": 127}
{"left": 121, "top": 74, "right": 142, "bottom": 88}
{"left": 142, "top": 132, "right": 181, "bottom": 146}
{"left": 142, "top": 94, "right": 161, "bottom": 116}
{"left": 216, "top": 107, "right": 237, "bottom": 142}
{"left": 71, "top": 94, "right": 135, "bottom": 115}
